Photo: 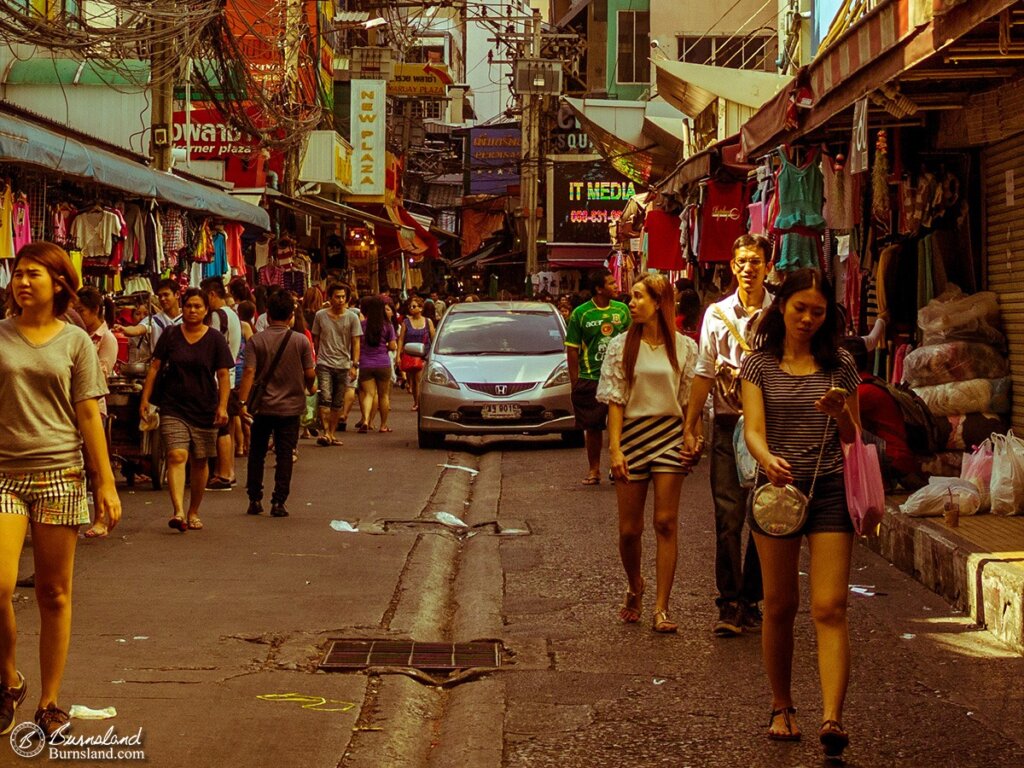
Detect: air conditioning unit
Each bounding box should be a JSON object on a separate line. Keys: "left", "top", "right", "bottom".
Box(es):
{"left": 514, "top": 59, "right": 562, "bottom": 95}
{"left": 351, "top": 47, "right": 394, "bottom": 81}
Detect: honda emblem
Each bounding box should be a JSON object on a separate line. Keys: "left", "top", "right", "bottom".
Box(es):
{"left": 495, "top": 385, "right": 507, "bottom": 395}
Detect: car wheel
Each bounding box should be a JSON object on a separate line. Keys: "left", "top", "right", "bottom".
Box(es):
{"left": 560, "top": 430, "right": 585, "bottom": 448}
{"left": 418, "top": 428, "right": 445, "bottom": 449}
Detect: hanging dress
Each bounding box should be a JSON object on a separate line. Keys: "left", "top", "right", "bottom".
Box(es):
{"left": 773, "top": 147, "right": 826, "bottom": 272}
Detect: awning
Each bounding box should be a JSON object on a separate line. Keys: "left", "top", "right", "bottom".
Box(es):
{"left": 563, "top": 97, "right": 689, "bottom": 184}
{"left": 270, "top": 193, "right": 399, "bottom": 230}
{"left": 739, "top": 0, "right": 1019, "bottom": 160}
{"left": 383, "top": 203, "right": 441, "bottom": 259}
{"left": 5, "top": 58, "right": 151, "bottom": 87}
{"left": 0, "top": 108, "right": 269, "bottom": 229}
{"left": 656, "top": 134, "right": 752, "bottom": 195}
{"left": 546, "top": 244, "right": 609, "bottom": 270}
{"left": 654, "top": 60, "right": 792, "bottom": 117}
{"left": 450, "top": 239, "right": 500, "bottom": 270}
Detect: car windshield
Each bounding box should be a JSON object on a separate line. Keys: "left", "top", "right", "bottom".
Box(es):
{"left": 434, "top": 311, "right": 565, "bottom": 355}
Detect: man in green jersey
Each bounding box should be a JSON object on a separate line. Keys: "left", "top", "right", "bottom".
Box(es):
{"left": 565, "top": 269, "right": 631, "bottom": 485}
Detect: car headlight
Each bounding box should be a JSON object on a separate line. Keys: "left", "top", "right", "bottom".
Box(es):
{"left": 543, "top": 361, "right": 570, "bottom": 388}
{"left": 425, "top": 361, "right": 459, "bottom": 389}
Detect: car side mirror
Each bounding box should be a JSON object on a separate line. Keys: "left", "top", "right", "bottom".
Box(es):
{"left": 404, "top": 342, "right": 427, "bottom": 358}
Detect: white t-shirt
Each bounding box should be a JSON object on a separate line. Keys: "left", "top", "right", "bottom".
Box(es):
{"left": 208, "top": 306, "right": 242, "bottom": 385}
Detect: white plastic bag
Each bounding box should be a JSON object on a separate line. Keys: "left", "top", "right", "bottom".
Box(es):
{"left": 733, "top": 416, "right": 756, "bottom": 488}
{"left": 899, "top": 478, "right": 981, "bottom": 518}
{"left": 918, "top": 289, "right": 1005, "bottom": 348}
{"left": 990, "top": 431, "right": 1024, "bottom": 516}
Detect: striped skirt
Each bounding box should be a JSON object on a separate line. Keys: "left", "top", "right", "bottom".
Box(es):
{"left": 621, "top": 416, "right": 686, "bottom": 482}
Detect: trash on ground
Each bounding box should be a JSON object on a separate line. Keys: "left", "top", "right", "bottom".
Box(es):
{"left": 901, "top": 633, "right": 916, "bottom": 640}
{"left": 849, "top": 587, "right": 876, "bottom": 597}
{"left": 435, "top": 511, "right": 468, "bottom": 528}
{"left": 653, "top": 678, "right": 666, "bottom": 685}
{"left": 132, "top": 636, "right": 148, "bottom": 641}
{"left": 439, "top": 463, "right": 479, "bottom": 476}
{"left": 69, "top": 705, "right": 117, "bottom": 720}
{"left": 330, "top": 520, "right": 358, "bottom": 532}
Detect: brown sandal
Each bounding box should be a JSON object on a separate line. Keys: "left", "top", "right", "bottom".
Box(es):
{"left": 619, "top": 578, "right": 644, "bottom": 623}
{"left": 652, "top": 610, "right": 678, "bottom": 633}
{"left": 767, "top": 706, "right": 801, "bottom": 741}
{"left": 819, "top": 719, "right": 848, "bottom": 761}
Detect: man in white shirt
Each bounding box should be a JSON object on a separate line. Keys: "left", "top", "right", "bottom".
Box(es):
{"left": 201, "top": 278, "right": 243, "bottom": 490}
{"left": 113, "top": 280, "right": 182, "bottom": 357}
{"left": 683, "top": 234, "right": 772, "bottom": 638}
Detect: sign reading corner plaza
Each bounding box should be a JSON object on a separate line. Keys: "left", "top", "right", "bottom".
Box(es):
{"left": 349, "top": 79, "right": 386, "bottom": 196}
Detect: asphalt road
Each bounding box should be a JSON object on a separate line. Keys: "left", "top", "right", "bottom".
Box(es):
{"left": 7, "top": 391, "right": 1024, "bottom": 767}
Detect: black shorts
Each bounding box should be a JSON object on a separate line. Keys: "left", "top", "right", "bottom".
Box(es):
{"left": 748, "top": 472, "right": 854, "bottom": 538}
{"left": 571, "top": 378, "right": 607, "bottom": 431}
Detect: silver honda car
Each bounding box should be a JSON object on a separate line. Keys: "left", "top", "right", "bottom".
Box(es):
{"left": 412, "top": 301, "right": 582, "bottom": 449}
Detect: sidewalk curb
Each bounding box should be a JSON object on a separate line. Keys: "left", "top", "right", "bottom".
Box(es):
{"left": 864, "top": 504, "right": 1024, "bottom": 655}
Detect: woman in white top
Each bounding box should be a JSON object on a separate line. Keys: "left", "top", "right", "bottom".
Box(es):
{"left": 598, "top": 274, "right": 698, "bottom": 633}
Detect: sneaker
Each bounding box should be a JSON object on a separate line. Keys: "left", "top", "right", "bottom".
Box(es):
{"left": 713, "top": 602, "right": 744, "bottom": 637}
{"left": 741, "top": 602, "right": 763, "bottom": 633}
{"left": 246, "top": 500, "right": 264, "bottom": 516}
{"left": 338, "top": 421, "right": 347, "bottom": 432}
{"left": 270, "top": 503, "right": 289, "bottom": 518}
{"left": 205, "top": 476, "right": 233, "bottom": 491}
{"left": 34, "top": 704, "right": 69, "bottom": 743}
{"left": 0, "top": 671, "right": 27, "bottom": 736}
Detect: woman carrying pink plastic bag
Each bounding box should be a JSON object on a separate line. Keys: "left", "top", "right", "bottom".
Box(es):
{"left": 842, "top": 434, "right": 886, "bottom": 536}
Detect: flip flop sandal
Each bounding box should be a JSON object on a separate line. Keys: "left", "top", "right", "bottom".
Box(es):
{"left": 819, "top": 720, "right": 848, "bottom": 760}
{"left": 767, "top": 707, "right": 801, "bottom": 741}
{"left": 187, "top": 517, "right": 204, "bottom": 530}
{"left": 581, "top": 476, "right": 600, "bottom": 485}
{"left": 316, "top": 436, "right": 331, "bottom": 447}
{"left": 619, "top": 578, "right": 644, "bottom": 623}
{"left": 168, "top": 517, "right": 187, "bottom": 533}
{"left": 84, "top": 525, "right": 109, "bottom": 539}
{"left": 379, "top": 426, "right": 393, "bottom": 433}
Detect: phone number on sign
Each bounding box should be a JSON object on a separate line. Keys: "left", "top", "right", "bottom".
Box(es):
{"left": 569, "top": 209, "right": 622, "bottom": 224}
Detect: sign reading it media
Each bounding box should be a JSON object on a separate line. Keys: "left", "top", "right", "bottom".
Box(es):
{"left": 550, "top": 160, "right": 636, "bottom": 244}
{"left": 350, "top": 80, "right": 386, "bottom": 196}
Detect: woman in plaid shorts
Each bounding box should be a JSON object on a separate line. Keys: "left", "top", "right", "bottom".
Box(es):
{"left": 0, "top": 242, "right": 122, "bottom": 740}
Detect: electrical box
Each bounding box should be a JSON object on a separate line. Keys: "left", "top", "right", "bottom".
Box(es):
{"left": 514, "top": 59, "right": 563, "bottom": 96}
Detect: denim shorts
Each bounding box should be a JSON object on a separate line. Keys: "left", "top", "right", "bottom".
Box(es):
{"left": 316, "top": 366, "right": 351, "bottom": 409}
{"left": 0, "top": 466, "right": 90, "bottom": 526}
{"left": 748, "top": 472, "right": 854, "bottom": 538}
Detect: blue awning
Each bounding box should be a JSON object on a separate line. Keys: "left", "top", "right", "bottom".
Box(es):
{"left": 0, "top": 111, "right": 269, "bottom": 229}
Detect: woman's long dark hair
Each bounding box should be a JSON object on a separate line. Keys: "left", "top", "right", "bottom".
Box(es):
{"left": 363, "top": 295, "right": 386, "bottom": 347}
{"left": 753, "top": 268, "right": 842, "bottom": 369}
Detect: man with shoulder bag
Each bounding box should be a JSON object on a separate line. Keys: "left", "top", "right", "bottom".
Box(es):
{"left": 237, "top": 289, "right": 316, "bottom": 518}
{"left": 683, "top": 234, "right": 772, "bottom": 637}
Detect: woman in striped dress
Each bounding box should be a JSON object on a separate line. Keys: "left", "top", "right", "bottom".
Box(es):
{"left": 598, "top": 274, "right": 698, "bottom": 633}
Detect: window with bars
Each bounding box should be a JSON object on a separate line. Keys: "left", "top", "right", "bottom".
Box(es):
{"left": 617, "top": 10, "right": 650, "bottom": 85}
{"left": 676, "top": 34, "right": 778, "bottom": 72}
{"left": 410, "top": 100, "right": 444, "bottom": 120}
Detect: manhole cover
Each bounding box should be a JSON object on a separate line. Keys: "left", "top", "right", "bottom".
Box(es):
{"left": 319, "top": 640, "right": 500, "bottom": 671}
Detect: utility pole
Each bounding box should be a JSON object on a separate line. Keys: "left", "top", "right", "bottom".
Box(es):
{"left": 150, "top": 13, "right": 175, "bottom": 172}
{"left": 521, "top": 8, "right": 542, "bottom": 282}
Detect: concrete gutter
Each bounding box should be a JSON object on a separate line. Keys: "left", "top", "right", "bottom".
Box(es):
{"left": 863, "top": 502, "right": 1024, "bottom": 655}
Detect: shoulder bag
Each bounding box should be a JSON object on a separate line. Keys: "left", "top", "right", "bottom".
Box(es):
{"left": 712, "top": 306, "right": 752, "bottom": 414}
{"left": 748, "top": 372, "right": 834, "bottom": 537}
{"left": 248, "top": 331, "right": 294, "bottom": 415}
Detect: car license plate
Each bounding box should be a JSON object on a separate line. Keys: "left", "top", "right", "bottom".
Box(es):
{"left": 482, "top": 403, "right": 521, "bottom": 419}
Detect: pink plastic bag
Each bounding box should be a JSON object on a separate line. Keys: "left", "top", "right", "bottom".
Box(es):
{"left": 960, "top": 438, "right": 994, "bottom": 512}
{"left": 843, "top": 434, "right": 886, "bottom": 536}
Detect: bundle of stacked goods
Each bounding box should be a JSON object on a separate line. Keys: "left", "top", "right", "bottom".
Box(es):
{"left": 903, "top": 289, "right": 1011, "bottom": 477}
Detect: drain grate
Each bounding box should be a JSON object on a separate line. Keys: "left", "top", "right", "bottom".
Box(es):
{"left": 319, "top": 639, "right": 500, "bottom": 671}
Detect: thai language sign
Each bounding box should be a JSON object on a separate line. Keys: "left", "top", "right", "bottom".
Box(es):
{"left": 550, "top": 159, "right": 637, "bottom": 244}
{"left": 469, "top": 127, "right": 521, "bottom": 195}
{"left": 349, "top": 79, "right": 386, "bottom": 197}
{"left": 388, "top": 63, "right": 453, "bottom": 98}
